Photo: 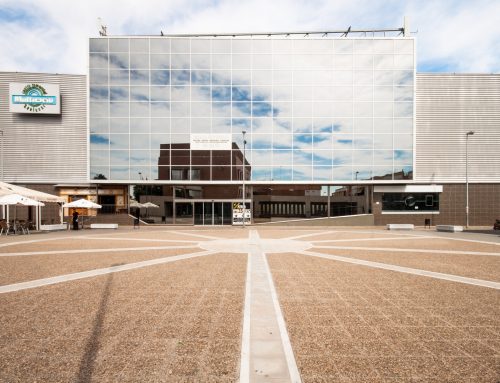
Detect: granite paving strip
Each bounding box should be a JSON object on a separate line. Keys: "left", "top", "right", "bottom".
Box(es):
{"left": 239, "top": 230, "right": 302, "bottom": 383}
{"left": 0, "top": 239, "right": 196, "bottom": 253}
{"left": 0, "top": 253, "right": 246, "bottom": 382}
{"left": 0, "top": 249, "right": 216, "bottom": 293}
{"left": 255, "top": 229, "right": 321, "bottom": 240}
{"left": 0, "top": 244, "right": 196, "bottom": 257}
{"left": 310, "top": 247, "right": 500, "bottom": 282}
{"left": 311, "top": 235, "right": 434, "bottom": 244}
{"left": 168, "top": 230, "right": 225, "bottom": 240}
{"left": 0, "top": 235, "right": 70, "bottom": 248}
{"left": 0, "top": 248, "right": 200, "bottom": 285}
{"left": 80, "top": 236, "right": 200, "bottom": 244}
{"left": 299, "top": 250, "right": 500, "bottom": 290}
{"left": 313, "top": 244, "right": 500, "bottom": 257}
{"left": 337, "top": 238, "right": 500, "bottom": 253}
{"left": 267, "top": 253, "right": 500, "bottom": 383}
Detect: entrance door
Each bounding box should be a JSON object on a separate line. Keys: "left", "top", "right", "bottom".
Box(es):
{"left": 194, "top": 202, "right": 203, "bottom": 225}
{"left": 175, "top": 202, "right": 193, "bottom": 224}
{"left": 222, "top": 202, "right": 232, "bottom": 225}
{"left": 98, "top": 195, "right": 115, "bottom": 214}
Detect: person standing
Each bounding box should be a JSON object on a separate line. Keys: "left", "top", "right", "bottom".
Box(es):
{"left": 72, "top": 211, "right": 79, "bottom": 230}
{"left": 133, "top": 209, "right": 140, "bottom": 229}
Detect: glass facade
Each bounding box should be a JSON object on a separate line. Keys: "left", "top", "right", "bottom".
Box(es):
{"left": 89, "top": 37, "right": 415, "bottom": 182}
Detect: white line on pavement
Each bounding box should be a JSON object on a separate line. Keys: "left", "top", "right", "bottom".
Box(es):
{"left": 299, "top": 250, "right": 500, "bottom": 290}
{"left": 0, "top": 236, "right": 70, "bottom": 248}
{"left": 311, "top": 236, "right": 435, "bottom": 243}
{"left": 0, "top": 250, "right": 217, "bottom": 293}
{"left": 313, "top": 245, "right": 500, "bottom": 257}
{"left": 240, "top": 230, "right": 302, "bottom": 383}
{"left": 239, "top": 253, "right": 251, "bottom": 383}
{"left": 263, "top": 252, "right": 302, "bottom": 383}
{"left": 0, "top": 245, "right": 199, "bottom": 257}
{"left": 167, "top": 230, "right": 225, "bottom": 240}
{"left": 283, "top": 230, "right": 338, "bottom": 241}
{"left": 79, "top": 236, "right": 199, "bottom": 244}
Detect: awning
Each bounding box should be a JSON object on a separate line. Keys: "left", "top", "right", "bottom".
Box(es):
{"left": 0, "top": 182, "right": 65, "bottom": 203}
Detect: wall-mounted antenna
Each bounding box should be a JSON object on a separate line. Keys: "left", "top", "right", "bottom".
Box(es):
{"left": 97, "top": 17, "right": 107, "bottom": 36}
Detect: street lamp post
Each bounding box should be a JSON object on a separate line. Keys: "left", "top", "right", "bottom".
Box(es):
{"left": 242, "top": 131, "right": 247, "bottom": 228}
{"left": 465, "top": 131, "right": 474, "bottom": 228}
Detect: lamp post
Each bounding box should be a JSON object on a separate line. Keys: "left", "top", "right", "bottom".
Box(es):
{"left": 465, "top": 131, "right": 474, "bottom": 228}
{"left": 242, "top": 131, "right": 247, "bottom": 228}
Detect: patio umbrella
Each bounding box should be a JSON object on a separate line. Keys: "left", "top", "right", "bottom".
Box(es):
{"left": 63, "top": 199, "right": 102, "bottom": 209}
{"left": 142, "top": 201, "right": 159, "bottom": 217}
{"left": 63, "top": 199, "right": 102, "bottom": 229}
{"left": 0, "top": 194, "right": 45, "bottom": 207}
{"left": 142, "top": 202, "right": 159, "bottom": 208}
{"left": 129, "top": 200, "right": 146, "bottom": 208}
{"left": 0, "top": 194, "right": 45, "bottom": 233}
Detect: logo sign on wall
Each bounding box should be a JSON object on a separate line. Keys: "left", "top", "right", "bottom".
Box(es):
{"left": 9, "top": 83, "right": 61, "bottom": 114}
{"left": 190, "top": 134, "right": 232, "bottom": 150}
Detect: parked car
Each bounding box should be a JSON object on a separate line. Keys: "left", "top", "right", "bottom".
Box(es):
{"left": 494, "top": 219, "right": 500, "bottom": 230}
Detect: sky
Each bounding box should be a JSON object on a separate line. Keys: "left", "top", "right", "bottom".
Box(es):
{"left": 0, "top": 0, "right": 499, "bottom": 75}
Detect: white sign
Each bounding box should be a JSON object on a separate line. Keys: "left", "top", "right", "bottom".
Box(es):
{"left": 232, "top": 202, "right": 251, "bottom": 225}
{"left": 9, "top": 82, "right": 61, "bottom": 114}
{"left": 191, "top": 134, "right": 232, "bottom": 150}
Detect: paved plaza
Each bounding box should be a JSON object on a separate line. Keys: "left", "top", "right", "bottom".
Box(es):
{"left": 0, "top": 226, "right": 499, "bottom": 382}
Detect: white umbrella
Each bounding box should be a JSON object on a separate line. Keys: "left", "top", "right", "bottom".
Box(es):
{"left": 63, "top": 199, "right": 101, "bottom": 229}
{"left": 141, "top": 201, "right": 159, "bottom": 218}
{"left": 0, "top": 194, "right": 44, "bottom": 233}
{"left": 142, "top": 202, "right": 159, "bottom": 208}
{"left": 0, "top": 193, "right": 45, "bottom": 206}
{"left": 63, "top": 199, "right": 102, "bottom": 209}
{"left": 129, "top": 200, "right": 146, "bottom": 208}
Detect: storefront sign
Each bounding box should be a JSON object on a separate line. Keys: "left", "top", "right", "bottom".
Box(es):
{"left": 9, "top": 82, "right": 61, "bottom": 114}
{"left": 232, "top": 202, "right": 251, "bottom": 225}
{"left": 190, "top": 134, "right": 232, "bottom": 150}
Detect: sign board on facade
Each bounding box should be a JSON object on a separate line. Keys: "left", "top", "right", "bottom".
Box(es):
{"left": 9, "top": 82, "right": 61, "bottom": 114}
{"left": 190, "top": 134, "right": 232, "bottom": 150}
{"left": 232, "top": 202, "right": 251, "bottom": 225}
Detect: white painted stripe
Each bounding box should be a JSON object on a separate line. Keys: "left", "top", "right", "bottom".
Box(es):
{"left": 429, "top": 235, "right": 500, "bottom": 246}
{"left": 263, "top": 254, "right": 302, "bottom": 383}
{"left": 0, "top": 250, "right": 216, "bottom": 293}
{"left": 168, "top": 230, "right": 224, "bottom": 240}
{"left": 283, "top": 230, "right": 338, "bottom": 240}
{"left": 80, "top": 236, "right": 199, "bottom": 244}
{"left": 311, "top": 235, "right": 435, "bottom": 243}
{"left": 299, "top": 250, "right": 500, "bottom": 290}
{"left": 250, "top": 229, "right": 302, "bottom": 383}
{"left": 239, "top": 253, "right": 251, "bottom": 383}
{"left": 0, "top": 236, "right": 70, "bottom": 248}
{"left": 313, "top": 245, "right": 500, "bottom": 257}
{"left": 0, "top": 245, "right": 198, "bottom": 257}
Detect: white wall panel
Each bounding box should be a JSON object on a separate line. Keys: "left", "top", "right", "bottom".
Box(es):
{"left": 415, "top": 74, "right": 500, "bottom": 183}
{"left": 0, "top": 72, "right": 87, "bottom": 183}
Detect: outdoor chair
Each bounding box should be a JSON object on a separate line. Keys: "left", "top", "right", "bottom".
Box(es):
{"left": 0, "top": 220, "right": 13, "bottom": 235}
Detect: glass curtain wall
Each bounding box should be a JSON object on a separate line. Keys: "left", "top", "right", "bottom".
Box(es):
{"left": 89, "top": 37, "right": 414, "bottom": 182}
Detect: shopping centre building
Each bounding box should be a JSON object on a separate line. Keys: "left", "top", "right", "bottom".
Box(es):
{"left": 0, "top": 29, "right": 499, "bottom": 226}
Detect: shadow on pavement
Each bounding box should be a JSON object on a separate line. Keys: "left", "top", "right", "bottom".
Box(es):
{"left": 75, "top": 271, "right": 114, "bottom": 383}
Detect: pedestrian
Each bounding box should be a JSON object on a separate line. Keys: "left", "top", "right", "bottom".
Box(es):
{"left": 134, "top": 209, "right": 140, "bottom": 229}
{"left": 72, "top": 211, "right": 79, "bottom": 230}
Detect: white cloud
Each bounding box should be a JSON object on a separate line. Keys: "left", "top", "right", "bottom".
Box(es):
{"left": 0, "top": 0, "right": 498, "bottom": 74}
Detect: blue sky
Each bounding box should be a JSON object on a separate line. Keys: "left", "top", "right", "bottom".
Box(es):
{"left": 0, "top": 0, "right": 499, "bottom": 74}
